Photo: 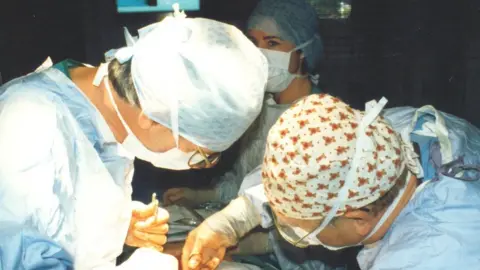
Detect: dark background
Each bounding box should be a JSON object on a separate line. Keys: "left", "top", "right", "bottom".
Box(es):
{"left": 1, "top": 1, "right": 479, "bottom": 268}
{"left": 1, "top": 0, "right": 480, "bottom": 197}
{"left": 1, "top": 0, "right": 479, "bottom": 123}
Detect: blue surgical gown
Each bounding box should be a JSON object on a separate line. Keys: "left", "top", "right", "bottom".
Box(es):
{"left": 357, "top": 172, "right": 480, "bottom": 269}
{"left": 382, "top": 106, "right": 480, "bottom": 179}
{"left": 0, "top": 226, "right": 73, "bottom": 269}
{"left": 0, "top": 65, "right": 135, "bottom": 269}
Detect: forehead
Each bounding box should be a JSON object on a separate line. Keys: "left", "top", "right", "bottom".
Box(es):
{"left": 248, "top": 29, "right": 277, "bottom": 40}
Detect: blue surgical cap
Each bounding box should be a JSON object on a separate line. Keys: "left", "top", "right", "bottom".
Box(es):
{"left": 247, "top": 0, "right": 323, "bottom": 73}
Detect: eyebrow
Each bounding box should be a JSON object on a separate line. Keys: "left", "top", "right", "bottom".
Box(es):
{"left": 263, "top": 35, "right": 282, "bottom": 41}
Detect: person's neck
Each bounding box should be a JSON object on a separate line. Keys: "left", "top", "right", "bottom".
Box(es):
{"left": 363, "top": 173, "right": 418, "bottom": 245}
{"left": 275, "top": 76, "right": 312, "bottom": 104}
{"left": 69, "top": 66, "right": 129, "bottom": 143}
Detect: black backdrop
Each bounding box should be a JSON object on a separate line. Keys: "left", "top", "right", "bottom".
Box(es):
{"left": 1, "top": 0, "right": 479, "bottom": 123}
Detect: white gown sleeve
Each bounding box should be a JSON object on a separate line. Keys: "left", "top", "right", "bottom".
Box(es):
{"left": 214, "top": 101, "right": 289, "bottom": 203}
{"left": 0, "top": 94, "right": 59, "bottom": 233}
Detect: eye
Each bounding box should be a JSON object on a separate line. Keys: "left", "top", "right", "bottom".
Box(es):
{"left": 267, "top": 39, "right": 280, "bottom": 48}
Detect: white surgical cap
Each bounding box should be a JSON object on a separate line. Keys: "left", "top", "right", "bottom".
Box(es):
{"left": 247, "top": 0, "right": 323, "bottom": 73}
{"left": 112, "top": 14, "right": 268, "bottom": 152}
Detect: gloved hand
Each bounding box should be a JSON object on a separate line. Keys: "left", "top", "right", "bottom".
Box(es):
{"left": 125, "top": 201, "right": 169, "bottom": 252}
{"left": 163, "top": 187, "right": 217, "bottom": 206}
{"left": 181, "top": 219, "right": 235, "bottom": 270}
{"left": 181, "top": 196, "right": 262, "bottom": 270}
{"left": 118, "top": 247, "right": 178, "bottom": 270}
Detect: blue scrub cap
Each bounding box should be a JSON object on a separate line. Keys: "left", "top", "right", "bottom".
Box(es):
{"left": 247, "top": 0, "right": 323, "bottom": 74}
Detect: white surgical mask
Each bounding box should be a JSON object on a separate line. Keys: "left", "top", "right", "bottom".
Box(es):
{"left": 278, "top": 97, "right": 409, "bottom": 251}
{"left": 296, "top": 171, "right": 411, "bottom": 250}
{"left": 260, "top": 37, "right": 315, "bottom": 93}
{"left": 100, "top": 69, "right": 197, "bottom": 170}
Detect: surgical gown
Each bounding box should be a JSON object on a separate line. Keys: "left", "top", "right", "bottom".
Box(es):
{"left": 0, "top": 66, "right": 134, "bottom": 269}
{"left": 239, "top": 105, "right": 480, "bottom": 270}
{"left": 215, "top": 89, "right": 321, "bottom": 203}
{"left": 358, "top": 165, "right": 480, "bottom": 269}
{"left": 0, "top": 226, "right": 73, "bottom": 270}
{"left": 214, "top": 96, "right": 290, "bottom": 203}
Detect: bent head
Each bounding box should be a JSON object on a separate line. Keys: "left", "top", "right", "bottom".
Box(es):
{"left": 107, "top": 60, "right": 220, "bottom": 169}
{"left": 262, "top": 94, "right": 417, "bottom": 249}
{"left": 105, "top": 16, "right": 268, "bottom": 169}
{"left": 271, "top": 169, "right": 409, "bottom": 248}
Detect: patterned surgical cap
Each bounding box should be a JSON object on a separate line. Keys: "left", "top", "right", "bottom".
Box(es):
{"left": 262, "top": 94, "right": 410, "bottom": 220}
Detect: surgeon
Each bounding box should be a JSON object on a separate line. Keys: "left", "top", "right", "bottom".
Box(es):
{"left": 164, "top": 0, "right": 323, "bottom": 208}
{"left": 0, "top": 6, "right": 267, "bottom": 269}
{"left": 181, "top": 94, "right": 480, "bottom": 270}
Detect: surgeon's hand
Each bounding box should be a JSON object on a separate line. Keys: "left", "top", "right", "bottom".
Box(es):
{"left": 125, "top": 201, "right": 169, "bottom": 252}
{"left": 163, "top": 188, "right": 216, "bottom": 206}
{"left": 181, "top": 221, "right": 236, "bottom": 270}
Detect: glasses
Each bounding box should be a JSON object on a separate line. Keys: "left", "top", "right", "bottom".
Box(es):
{"left": 271, "top": 210, "right": 315, "bottom": 249}
{"left": 187, "top": 147, "right": 221, "bottom": 169}
{"left": 272, "top": 207, "right": 371, "bottom": 249}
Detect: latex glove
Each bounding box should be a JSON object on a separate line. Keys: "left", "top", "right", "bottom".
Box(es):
{"left": 125, "top": 200, "right": 169, "bottom": 252}
{"left": 182, "top": 197, "right": 261, "bottom": 270}
{"left": 118, "top": 247, "right": 178, "bottom": 270}
{"left": 181, "top": 220, "right": 235, "bottom": 270}
{"left": 163, "top": 187, "right": 216, "bottom": 206}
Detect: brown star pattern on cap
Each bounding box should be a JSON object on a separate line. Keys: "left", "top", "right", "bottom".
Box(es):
{"left": 262, "top": 94, "right": 406, "bottom": 220}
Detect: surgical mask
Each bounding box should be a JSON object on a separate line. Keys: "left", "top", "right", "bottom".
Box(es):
{"left": 276, "top": 97, "right": 408, "bottom": 250}
{"left": 286, "top": 171, "right": 411, "bottom": 251}
{"left": 260, "top": 37, "right": 315, "bottom": 93}
{"left": 97, "top": 65, "right": 198, "bottom": 170}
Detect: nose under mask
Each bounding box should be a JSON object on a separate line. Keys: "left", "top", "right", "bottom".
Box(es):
{"left": 261, "top": 48, "right": 305, "bottom": 93}
{"left": 260, "top": 37, "right": 315, "bottom": 93}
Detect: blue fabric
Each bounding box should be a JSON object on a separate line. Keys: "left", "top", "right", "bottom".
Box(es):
{"left": 356, "top": 106, "right": 480, "bottom": 269}
{"left": 357, "top": 173, "right": 480, "bottom": 269}
{"left": 0, "top": 227, "right": 73, "bottom": 270}
{"left": 247, "top": 0, "right": 322, "bottom": 73}
{"left": 410, "top": 114, "right": 439, "bottom": 182}
{"left": 410, "top": 133, "right": 438, "bottom": 182}
{"left": 0, "top": 67, "right": 134, "bottom": 268}
{"left": 383, "top": 106, "right": 480, "bottom": 171}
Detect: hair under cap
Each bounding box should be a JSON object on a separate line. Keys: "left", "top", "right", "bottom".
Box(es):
{"left": 124, "top": 16, "right": 268, "bottom": 152}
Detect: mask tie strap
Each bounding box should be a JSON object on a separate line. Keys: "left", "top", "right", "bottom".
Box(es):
{"left": 290, "top": 35, "right": 318, "bottom": 53}
{"left": 290, "top": 34, "right": 321, "bottom": 82}
{"left": 168, "top": 3, "right": 188, "bottom": 147}
{"left": 93, "top": 63, "right": 109, "bottom": 87}
{"left": 308, "top": 97, "right": 389, "bottom": 237}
